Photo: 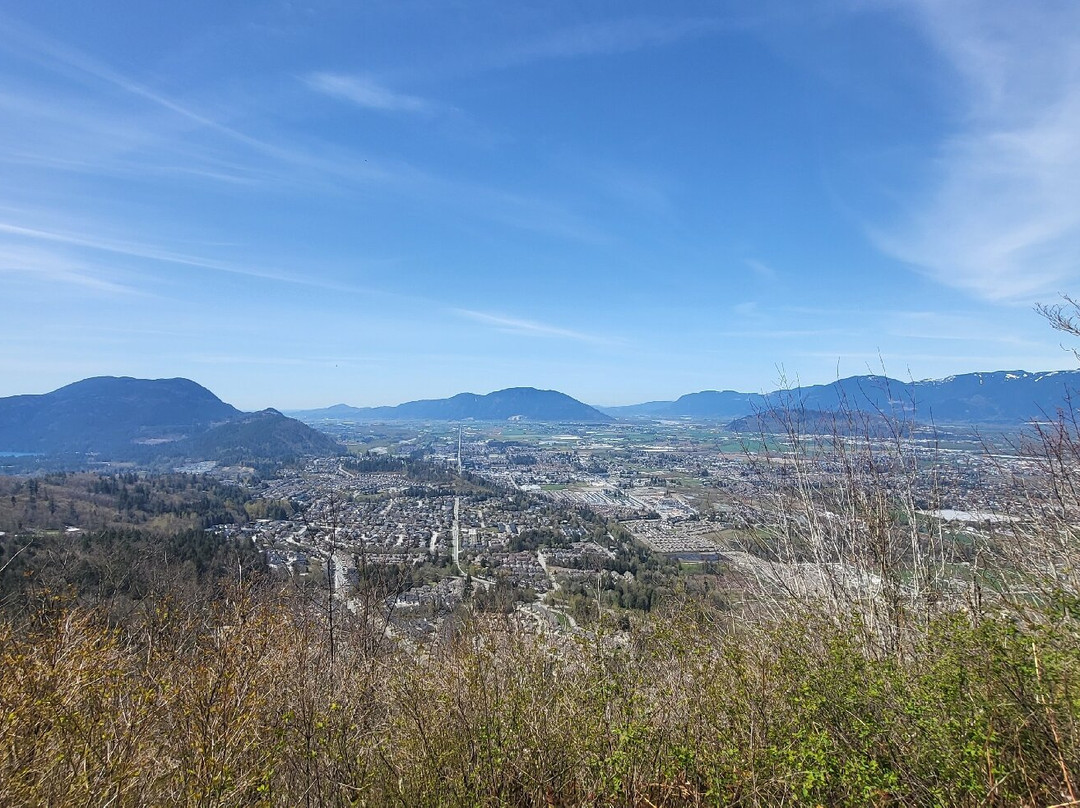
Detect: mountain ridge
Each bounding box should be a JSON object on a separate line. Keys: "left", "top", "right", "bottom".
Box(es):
{"left": 288, "top": 387, "right": 613, "bottom": 423}
{"left": 599, "top": 370, "right": 1080, "bottom": 424}
{"left": 0, "top": 376, "right": 343, "bottom": 464}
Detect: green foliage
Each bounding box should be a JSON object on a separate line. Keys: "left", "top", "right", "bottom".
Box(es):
{"left": 508, "top": 527, "right": 567, "bottom": 552}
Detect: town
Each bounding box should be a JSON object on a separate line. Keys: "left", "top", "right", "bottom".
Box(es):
{"left": 214, "top": 418, "right": 1040, "bottom": 635}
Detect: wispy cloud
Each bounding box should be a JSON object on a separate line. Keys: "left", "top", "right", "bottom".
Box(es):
{"left": 576, "top": 162, "right": 674, "bottom": 218}
{"left": 0, "top": 14, "right": 282, "bottom": 156}
{"left": 0, "top": 17, "right": 432, "bottom": 187}
{"left": 871, "top": 1, "right": 1080, "bottom": 302}
{"left": 732, "top": 301, "right": 761, "bottom": 318}
{"left": 0, "top": 220, "right": 399, "bottom": 296}
{"left": 794, "top": 350, "right": 1067, "bottom": 369}
{"left": 510, "top": 16, "right": 726, "bottom": 62}
{"left": 186, "top": 354, "right": 388, "bottom": 367}
{"left": 0, "top": 16, "right": 613, "bottom": 247}
{"left": 306, "top": 73, "right": 438, "bottom": 114}
{"left": 884, "top": 310, "right": 1044, "bottom": 347}
{"left": 0, "top": 20, "right": 340, "bottom": 190}
{"left": 745, "top": 259, "right": 778, "bottom": 280}
{"left": 454, "top": 309, "right": 617, "bottom": 345}
{"left": 713, "top": 328, "right": 851, "bottom": 340}
{"left": 0, "top": 243, "right": 144, "bottom": 296}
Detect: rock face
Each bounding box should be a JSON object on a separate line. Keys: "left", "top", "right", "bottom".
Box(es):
{"left": 290, "top": 387, "right": 614, "bottom": 423}
{"left": 0, "top": 376, "right": 343, "bottom": 462}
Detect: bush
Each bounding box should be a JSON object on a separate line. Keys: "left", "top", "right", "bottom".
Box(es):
{"left": 1, "top": 583, "right": 1077, "bottom": 806}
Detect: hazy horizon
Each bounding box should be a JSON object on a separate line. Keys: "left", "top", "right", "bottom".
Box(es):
{"left": 3, "top": 365, "right": 1077, "bottom": 413}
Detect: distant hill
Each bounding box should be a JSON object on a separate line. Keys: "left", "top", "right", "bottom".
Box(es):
{"left": 668, "top": 390, "right": 768, "bottom": 419}
{"left": 603, "top": 370, "right": 1080, "bottom": 425}
{"left": 0, "top": 376, "right": 343, "bottom": 464}
{"left": 0, "top": 377, "right": 241, "bottom": 455}
{"left": 910, "top": 370, "right": 1080, "bottom": 423}
{"left": 289, "top": 387, "right": 613, "bottom": 423}
{"left": 727, "top": 408, "right": 911, "bottom": 437}
{"left": 167, "top": 409, "right": 344, "bottom": 464}
{"left": 781, "top": 370, "right": 1080, "bottom": 424}
{"left": 602, "top": 391, "right": 766, "bottom": 419}
{"left": 286, "top": 403, "right": 369, "bottom": 420}
{"left": 597, "top": 400, "right": 678, "bottom": 418}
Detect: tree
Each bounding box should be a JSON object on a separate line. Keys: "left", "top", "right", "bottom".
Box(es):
{"left": 1038, "top": 294, "right": 1080, "bottom": 360}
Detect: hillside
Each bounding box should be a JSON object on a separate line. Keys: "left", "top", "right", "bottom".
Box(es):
{"left": 0, "top": 377, "right": 342, "bottom": 465}
{"left": 170, "top": 409, "right": 344, "bottom": 463}
{"left": 603, "top": 369, "right": 1080, "bottom": 425}
{"left": 0, "top": 377, "right": 241, "bottom": 455}
{"left": 727, "top": 407, "right": 911, "bottom": 437}
{"left": 290, "top": 387, "right": 613, "bottom": 423}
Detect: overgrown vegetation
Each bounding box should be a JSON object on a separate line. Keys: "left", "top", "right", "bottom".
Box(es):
{"left": 1, "top": 583, "right": 1077, "bottom": 805}
{"left": 0, "top": 471, "right": 256, "bottom": 534}
{"left": 0, "top": 527, "right": 266, "bottom": 619}
{"left": 0, "top": 472, "right": 265, "bottom": 622}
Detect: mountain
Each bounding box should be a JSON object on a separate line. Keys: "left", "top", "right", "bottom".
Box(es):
{"left": 782, "top": 370, "right": 1080, "bottom": 424}
{"left": 667, "top": 390, "right": 768, "bottom": 419}
{"left": 0, "top": 377, "right": 241, "bottom": 455}
{"left": 912, "top": 370, "right": 1080, "bottom": 423}
{"left": 289, "top": 387, "right": 613, "bottom": 423}
{"left": 0, "top": 376, "right": 343, "bottom": 463}
{"left": 599, "top": 400, "right": 686, "bottom": 418}
{"left": 604, "top": 370, "right": 1080, "bottom": 425}
{"left": 170, "top": 409, "right": 343, "bottom": 463}
{"left": 285, "top": 403, "right": 369, "bottom": 420}
{"left": 602, "top": 391, "right": 767, "bottom": 419}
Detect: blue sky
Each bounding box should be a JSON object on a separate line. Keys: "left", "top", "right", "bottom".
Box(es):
{"left": 2, "top": 0, "right": 1079, "bottom": 409}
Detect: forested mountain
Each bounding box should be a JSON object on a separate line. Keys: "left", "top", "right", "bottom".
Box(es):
{"left": 0, "top": 376, "right": 342, "bottom": 464}
{"left": 171, "top": 409, "right": 343, "bottom": 463}
{"left": 601, "top": 370, "right": 1080, "bottom": 425}
{"left": 0, "top": 377, "right": 240, "bottom": 454}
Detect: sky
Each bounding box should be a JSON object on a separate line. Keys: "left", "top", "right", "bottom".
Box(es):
{"left": 2, "top": 0, "right": 1080, "bottom": 409}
